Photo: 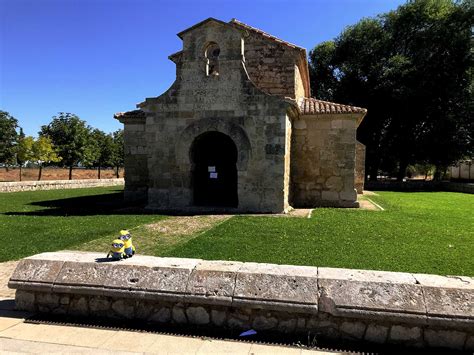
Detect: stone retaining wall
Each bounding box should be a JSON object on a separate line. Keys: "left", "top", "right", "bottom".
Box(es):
{"left": 8, "top": 252, "right": 473, "bottom": 351}
{"left": 0, "top": 178, "right": 124, "bottom": 193}
{"left": 365, "top": 180, "right": 474, "bottom": 194}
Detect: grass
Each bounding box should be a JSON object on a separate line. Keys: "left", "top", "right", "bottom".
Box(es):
{"left": 0, "top": 186, "right": 164, "bottom": 262}
{"left": 75, "top": 215, "right": 230, "bottom": 256}
{"left": 164, "top": 192, "right": 474, "bottom": 276}
{"left": 1, "top": 188, "right": 473, "bottom": 276}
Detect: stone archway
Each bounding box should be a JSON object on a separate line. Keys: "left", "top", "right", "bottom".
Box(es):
{"left": 190, "top": 131, "right": 238, "bottom": 207}
{"left": 175, "top": 118, "right": 252, "bottom": 172}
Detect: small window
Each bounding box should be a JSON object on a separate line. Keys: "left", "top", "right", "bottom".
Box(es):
{"left": 205, "top": 42, "right": 220, "bottom": 76}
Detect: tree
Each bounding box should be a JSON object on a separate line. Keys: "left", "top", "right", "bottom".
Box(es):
{"left": 39, "top": 113, "right": 92, "bottom": 180}
{"left": 16, "top": 134, "right": 34, "bottom": 181}
{"left": 309, "top": 0, "right": 473, "bottom": 181}
{"left": 32, "top": 136, "right": 61, "bottom": 180}
{"left": 0, "top": 111, "right": 19, "bottom": 168}
{"left": 88, "top": 129, "right": 114, "bottom": 179}
{"left": 111, "top": 129, "right": 124, "bottom": 178}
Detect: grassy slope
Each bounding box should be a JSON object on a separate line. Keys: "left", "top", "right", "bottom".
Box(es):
{"left": 0, "top": 187, "right": 164, "bottom": 262}
{"left": 165, "top": 192, "right": 474, "bottom": 276}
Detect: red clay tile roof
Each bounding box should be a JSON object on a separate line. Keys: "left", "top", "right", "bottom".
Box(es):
{"left": 230, "top": 19, "right": 305, "bottom": 51}
{"left": 114, "top": 110, "right": 146, "bottom": 120}
{"left": 298, "top": 97, "right": 367, "bottom": 115}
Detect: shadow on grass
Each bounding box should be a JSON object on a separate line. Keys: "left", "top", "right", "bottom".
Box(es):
{"left": 3, "top": 191, "right": 152, "bottom": 217}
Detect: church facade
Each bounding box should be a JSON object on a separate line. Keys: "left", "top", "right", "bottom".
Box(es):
{"left": 115, "top": 18, "right": 367, "bottom": 213}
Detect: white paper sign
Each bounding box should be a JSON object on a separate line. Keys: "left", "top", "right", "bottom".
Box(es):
{"left": 208, "top": 166, "right": 216, "bottom": 172}
{"left": 209, "top": 172, "right": 218, "bottom": 179}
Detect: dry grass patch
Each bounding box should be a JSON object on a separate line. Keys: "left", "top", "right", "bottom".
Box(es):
{"left": 75, "top": 215, "right": 231, "bottom": 256}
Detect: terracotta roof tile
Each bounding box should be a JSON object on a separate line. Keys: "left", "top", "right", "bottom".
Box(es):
{"left": 229, "top": 19, "right": 305, "bottom": 51}
{"left": 298, "top": 98, "right": 367, "bottom": 115}
{"left": 114, "top": 110, "right": 146, "bottom": 120}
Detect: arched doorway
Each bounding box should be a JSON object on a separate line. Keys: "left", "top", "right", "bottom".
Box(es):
{"left": 190, "top": 131, "right": 238, "bottom": 207}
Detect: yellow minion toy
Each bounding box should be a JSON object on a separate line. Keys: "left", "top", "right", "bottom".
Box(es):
{"left": 119, "top": 229, "right": 135, "bottom": 258}
{"left": 107, "top": 239, "right": 125, "bottom": 260}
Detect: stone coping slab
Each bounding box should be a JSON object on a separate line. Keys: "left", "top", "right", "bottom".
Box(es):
{"left": 8, "top": 251, "right": 474, "bottom": 328}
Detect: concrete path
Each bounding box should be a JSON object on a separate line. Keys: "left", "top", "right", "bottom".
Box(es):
{"left": 0, "top": 261, "right": 345, "bottom": 354}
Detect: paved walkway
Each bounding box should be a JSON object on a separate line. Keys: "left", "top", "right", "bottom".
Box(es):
{"left": 0, "top": 261, "right": 345, "bottom": 354}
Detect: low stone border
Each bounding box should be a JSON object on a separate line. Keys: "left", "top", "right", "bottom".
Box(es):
{"left": 0, "top": 178, "right": 124, "bottom": 193}
{"left": 365, "top": 181, "right": 474, "bottom": 194}
{"left": 8, "top": 252, "right": 473, "bottom": 351}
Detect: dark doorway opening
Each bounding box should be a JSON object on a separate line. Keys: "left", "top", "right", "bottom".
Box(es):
{"left": 191, "top": 131, "right": 238, "bottom": 207}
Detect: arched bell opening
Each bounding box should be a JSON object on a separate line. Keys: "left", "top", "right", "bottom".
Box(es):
{"left": 190, "top": 131, "right": 238, "bottom": 207}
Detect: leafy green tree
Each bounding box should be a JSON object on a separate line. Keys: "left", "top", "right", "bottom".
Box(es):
{"left": 16, "top": 134, "right": 34, "bottom": 181}
{"left": 32, "top": 136, "right": 61, "bottom": 180}
{"left": 39, "top": 113, "right": 92, "bottom": 180}
{"left": 89, "top": 129, "right": 114, "bottom": 179}
{"left": 0, "top": 111, "right": 19, "bottom": 167}
{"left": 309, "top": 0, "right": 473, "bottom": 181}
{"left": 111, "top": 129, "right": 124, "bottom": 178}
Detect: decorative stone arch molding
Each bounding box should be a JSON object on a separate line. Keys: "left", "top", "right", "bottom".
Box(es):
{"left": 176, "top": 118, "right": 252, "bottom": 171}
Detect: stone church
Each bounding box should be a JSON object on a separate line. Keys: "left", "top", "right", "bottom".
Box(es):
{"left": 115, "top": 18, "right": 367, "bottom": 213}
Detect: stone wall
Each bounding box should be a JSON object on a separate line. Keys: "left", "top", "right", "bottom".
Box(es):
{"left": 119, "top": 115, "right": 148, "bottom": 202}
{"left": 243, "top": 31, "right": 303, "bottom": 99}
{"left": 365, "top": 181, "right": 474, "bottom": 194}
{"left": 9, "top": 252, "right": 473, "bottom": 351}
{"left": 290, "top": 115, "right": 359, "bottom": 207}
{"left": 294, "top": 64, "right": 306, "bottom": 99}
{"left": 137, "top": 20, "right": 293, "bottom": 213}
{"left": 0, "top": 178, "right": 124, "bottom": 193}
{"left": 355, "top": 141, "right": 366, "bottom": 194}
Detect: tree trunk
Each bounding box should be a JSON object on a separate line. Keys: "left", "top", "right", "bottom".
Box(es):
{"left": 69, "top": 166, "right": 73, "bottom": 180}
{"left": 396, "top": 160, "right": 408, "bottom": 182}
{"left": 433, "top": 165, "right": 446, "bottom": 181}
{"left": 98, "top": 166, "right": 101, "bottom": 179}
{"left": 38, "top": 165, "right": 43, "bottom": 181}
{"left": 19, "top": 165, "right": 22, "bottom": 182}
{"left": 116, "top": 166, "right": 120, "bottom": 178}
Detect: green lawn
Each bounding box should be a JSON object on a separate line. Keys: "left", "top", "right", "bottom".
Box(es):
{"left": 0, "top": 187, "right": 164, "bottom": 262}
{"left": 165, "top": 192, "right": 474, "bottom": 276}
{"left": 1, "top": 188, "right": 473, "bottom": 276}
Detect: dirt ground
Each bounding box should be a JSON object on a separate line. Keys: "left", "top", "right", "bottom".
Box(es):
{"left": 0, "top": 167, "right": 124, "bottom": 182}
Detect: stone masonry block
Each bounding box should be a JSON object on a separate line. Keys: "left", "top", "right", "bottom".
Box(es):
{"left": 339, "top": 189, "right": 357, "bottom": 201}
{"left": 9, "top": 259, "right": 65, "bottom": 292}
{"left": 185, "top": 260, "right": 243, "bottom": 306}
{"left": 54, "top": 261, "right": 111, "bottom": 294}
{"left": 413, "top": 273, "right": 473, "bottom": 327}
{"left": 186, "top": 306, "right": 210, "bottom": 325}
{"left": 340, "top": 321, "right": 366, "bottom": 340}
{"left": 321, "top": 191, "right": 339, "bottom": 201}
{"left": 233, "top": 262, "right": 318, "bottom": 313}
{"left": 389, "top": 325, "right": 422, "bottom": 344}
{"left": 318, "top": 268, "right": 426, "bottom": 324}
{"left": 424, "top": 329, "right": 466, "bottom": 350}
{"left": 15, "top": 290, "right": 36, "bottom": 312}
{"left": 364, "top": 324, "right": 389, "bottom": 344}
{"left": 104, "top": 256, "right": 200, "bottom": 302}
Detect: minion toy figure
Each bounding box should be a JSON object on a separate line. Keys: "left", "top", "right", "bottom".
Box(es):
{"left": 107, "top": 239, "right": 125, "bottom": 261}
{"left": 119, "top": 229, "right": 135, "bottom": 258}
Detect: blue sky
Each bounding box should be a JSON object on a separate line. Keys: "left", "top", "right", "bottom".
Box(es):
{"left": 0, "top": 0, "right": 406, "bottom": 137}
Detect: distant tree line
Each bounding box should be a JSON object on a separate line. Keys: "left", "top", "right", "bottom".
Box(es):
{"left": 0, "top": 111, "right": 124, "bottom": 181}
{"left": 309, "top": 0, "right": 473, "bottom": 181}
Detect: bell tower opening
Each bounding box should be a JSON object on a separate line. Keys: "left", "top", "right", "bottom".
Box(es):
{"left": 205, "top": 42, "right": 220, "bottom": 76}
{"left": 191, "top": 131, "right": 238, "bottom": 207}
